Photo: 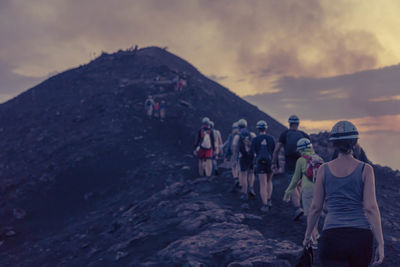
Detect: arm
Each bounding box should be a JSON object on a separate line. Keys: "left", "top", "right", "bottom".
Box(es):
{"left": 272, "top": 142, "right": 283, "bottom": 164}
{"left": 231, "top": 135, "right": 239, "bottom": 159}
{"left": 363, "top": 164, "right": 384, "bottom": 264}
{"left": 283, "top": 158, "right": 303, "bottom": 200}
{"left": 249, "top": 138, "right": 256, "bottom": 163}
{"left": 304, "top": 164, "right": 326, "bottom": 241}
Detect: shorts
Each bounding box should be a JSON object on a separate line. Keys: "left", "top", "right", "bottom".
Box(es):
{"left": 198, "top": 148, "right": 213, "bottom": 159}
{"left": 319, "top": 227, "right": 373, "bottom": 267}
{"left": 301, "top": 186, "right": 314, "bottom": 216}
{"left": 239, "top": 156, "right": 253, "bottom": 171}
{"left": 255, "top": 159, "right": 272, "bottom": 174}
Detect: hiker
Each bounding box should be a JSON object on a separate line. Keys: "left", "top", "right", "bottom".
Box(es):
{"left": 160, "top": 100, "right": 166, "bottom": 122}
{"left": 224, "top": 122, "right": 240, "bottom": 184}
{"left": 304, "top": 121, "right": 384, "bottom": 266}
{"left": 272, "top": 115, "right": 309, "bottom": 220}
{"left": 332, "top": 142, "right": 370, "bottom": 163}
{"left": 144, "top": 96, "right": 155, "bottom": 118}
{"left": 210, "top": 121, "right": 223, "bottom": 175}
{"left": 250, "top": 120, "right": 275, "bottom": 212}
{"left": 232, "top": 119, "right": 256, "bottom": 199}
{"left": 283, "top": 138, "right": 323, "bottom": 245}
{"left": 153, "top": 101, "right": 160, "bottom": 119}
{"left": 194, "top": 117, "right": 215, "bottom": 177}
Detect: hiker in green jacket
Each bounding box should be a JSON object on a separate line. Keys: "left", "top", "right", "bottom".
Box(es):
{"left": 283, "top": 138, "right": 323, "bottom": 246}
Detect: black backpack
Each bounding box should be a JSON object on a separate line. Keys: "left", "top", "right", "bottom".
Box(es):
{"left": 257, "top": 136, "right": 271, "bottom": 164}
{"left": 238, "top": 129, "right": 252, "bottom": 157}
{"left": 285, "top": 130, "right": 304, "bottom": 158}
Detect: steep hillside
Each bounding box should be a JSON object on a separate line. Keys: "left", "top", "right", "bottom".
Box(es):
{"left": 0, "top": 47, "right": 289, "bottom": 265}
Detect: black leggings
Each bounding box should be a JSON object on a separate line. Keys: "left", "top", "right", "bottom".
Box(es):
{"left": 319, "top": 227, "right": 373, "bottom": 267}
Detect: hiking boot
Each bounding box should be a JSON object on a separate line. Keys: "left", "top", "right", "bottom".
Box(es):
{"left": 267, "top": 199, "right": 272, "bottom": 208}
{"left": 235, "top": 180, "right": 241, "bottom": 188}
{"left": 248, "top": 187, "right": 256, "bottom": 197}
{"left": 293, "top": 208, "right": 304, "bottom": 221}
{"left": 260, "top": 205, "right": 270, "bottom": 213}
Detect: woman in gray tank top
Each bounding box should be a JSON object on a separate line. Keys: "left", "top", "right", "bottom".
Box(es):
{"left": 304, "top": 121, "right": 384, "bottom": 266}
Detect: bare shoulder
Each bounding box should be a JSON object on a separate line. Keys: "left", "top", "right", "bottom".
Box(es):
{"left": 363, "top": 162, "right": 374, "bottom": 173}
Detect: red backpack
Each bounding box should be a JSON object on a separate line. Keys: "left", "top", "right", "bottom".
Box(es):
{"left": 302, "top": 154, "right": 324, "bottom": 183}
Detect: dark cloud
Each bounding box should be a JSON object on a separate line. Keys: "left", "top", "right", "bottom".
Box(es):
{"left": 244, "top": 64, "right": 400, "bottom": 121}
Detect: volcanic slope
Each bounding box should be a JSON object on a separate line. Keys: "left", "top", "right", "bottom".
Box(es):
{"left": 0, "top": 47, "right": 301, "bottom": 265}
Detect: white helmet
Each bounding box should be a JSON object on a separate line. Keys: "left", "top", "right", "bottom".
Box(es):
{"left": 256, "top": 120, "right": 268, "bottom": 129}
{"left": 232, "top": 122, "right": 239, "bottom": 129}
{"left": 238, "top": 119, "right": 247, "bottom": 128}
{"left": 202, "top": 117, "right": 211, "bottom": 125}
{"left": 297, "top": 138, "right": 312, "bottom": 151}
{"left": 288, "top": 115, "right": 300, "bottom": 124}
{"left": 329, "top": 121, "right": 359, "bottom": 141}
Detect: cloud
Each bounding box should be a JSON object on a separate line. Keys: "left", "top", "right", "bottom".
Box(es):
{"left": 1, "top": 0, "right": 399, "bottom": 98}
{"left": 0, "top": 61, "right": 44, "bottom": 103}
{"left": 245, "top": 64, "right": 400, "bottom": 122}
{"left": 369, "top": 95, "right": 400, "bottom": 102}
{"left": 300, "top": 114, "right": 400, "bottom": 135}
{"left": 208, "top": 74, "right": 229, "bottom": 82}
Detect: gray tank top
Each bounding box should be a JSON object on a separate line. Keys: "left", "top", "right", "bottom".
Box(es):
{"left": 323, "top": 163, "right": 371, "bottom": 231}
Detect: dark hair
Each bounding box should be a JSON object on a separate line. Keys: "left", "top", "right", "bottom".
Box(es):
{"left": 333, "top": 139, "right": 357, "bottom": 154}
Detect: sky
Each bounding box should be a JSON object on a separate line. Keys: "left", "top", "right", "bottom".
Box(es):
{"left": 1, "top": 0, "right": 399, "bottom": 169}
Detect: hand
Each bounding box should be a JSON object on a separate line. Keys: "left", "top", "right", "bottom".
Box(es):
{"left": 372, "top": 244, "right": 384, "bottom": 265}
{"left": 193, "top": 150, "right": 198, "bottom": 156}
{"left": 302, "top": 237, "right": 311, "bottom": 247}
{"left": 282, "top": 194, "right": 291, "bottom": 202}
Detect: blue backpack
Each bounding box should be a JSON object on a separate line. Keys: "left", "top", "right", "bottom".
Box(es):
{"left": 238, "top": 129, "right": 252, "bottom": 157}
{"left": 257, "top": 136, "right": 271, "bottom": 164}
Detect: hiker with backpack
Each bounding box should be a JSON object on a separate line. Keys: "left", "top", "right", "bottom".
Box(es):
{"left": 273, "top": 115, "right": 310, "bottom": 220}
{"left": 250, "top": 120, "right": 276, "bottom": 212}
{"left": 232, "top": 119, "right": 256, "bottom": 199}
{"left": 144, "top": 96, "right": 155, "bottom": 118}
{"left": 283, "top": 138, "right": 323, "bottom": 246}
{"left": 224, "top": 122, "right": 240, "bottom": 184}
{"left": 303, "top": 121, "right": 384, "bottom": 266}
{"left": 210, "top": 121, "right": 223, "bottom": 175}
{"left": 194, "top": 117, "right": 215, "bottom": 177}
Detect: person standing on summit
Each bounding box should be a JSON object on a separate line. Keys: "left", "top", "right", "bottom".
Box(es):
{"left": 194, "top": 117, "right": 215, "bottom": 177}
{"left": 273, "top": 115, "right": 309, "bottom": 220}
